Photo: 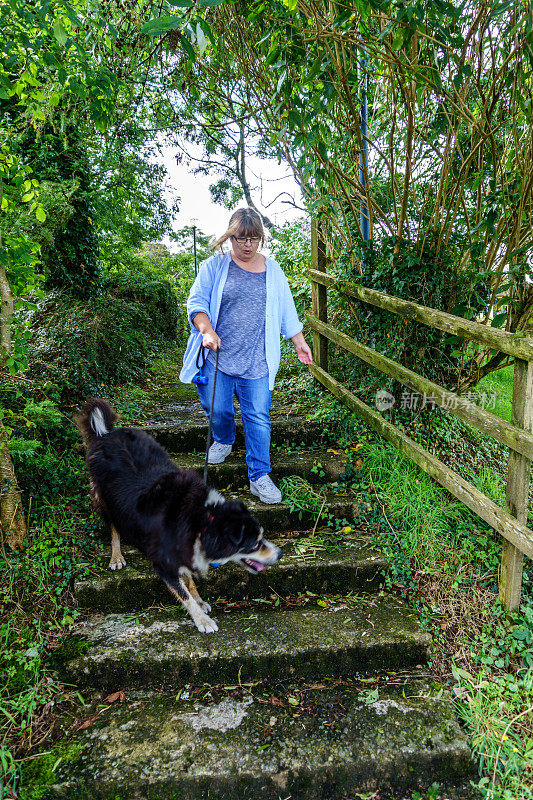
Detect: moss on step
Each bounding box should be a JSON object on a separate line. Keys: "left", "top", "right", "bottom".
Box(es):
{"left": 58, "top": 597, "right": 431, "bottom": 689}
{"left": 50, "top": 636, "right": 91, "bottom": 665}
{"left": 29, "top": 678, "right": 475, "bottom": 799}
{"left": 142, "top": 415, "right": 334, "bottom": 453}
{"left": 19, "top": 742, "right": 85, "bottom": 800}
{"left": 74, "top": 535, "right": 389, "bottom": 612}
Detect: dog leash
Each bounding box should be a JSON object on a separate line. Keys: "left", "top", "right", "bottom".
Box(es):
{"left": 198, "top": 344, "right": 221, "bottom": 567}
{"left": 202, "top": 345, "right": 220, "bottom": 484}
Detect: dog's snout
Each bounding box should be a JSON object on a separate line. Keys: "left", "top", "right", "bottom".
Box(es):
{"left": 264, "top": 541, "right": 282, "bottom": 564}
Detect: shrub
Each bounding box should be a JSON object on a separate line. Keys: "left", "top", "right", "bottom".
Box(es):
{"left": 270, "top": 218, "right": 312, "bottom": 319}
{"left": 104, "top": 263, "right": 182, "bottom": 339}
{"left": 330, "top": 230, "right": 490, "bottom": 398}
{"left": 26, "top": 292, "right": 149, "bottom": 399}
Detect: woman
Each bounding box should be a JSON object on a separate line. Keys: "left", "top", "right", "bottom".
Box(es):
{"left": 180, "top": 208, "right": 312, "bottom": 504}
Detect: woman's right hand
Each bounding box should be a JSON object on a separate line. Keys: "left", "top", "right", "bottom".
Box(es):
{"left": 192, "top": 313, "right": 221, "bottom": 351}
{"left": 202, "top": 330, "right": 221, "bottom": 351}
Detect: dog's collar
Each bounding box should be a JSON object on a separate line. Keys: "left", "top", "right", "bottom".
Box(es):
{"left": 201, "top": 514, "right": 214, "bottom": 537}
{"left": 200, "top": 515, "right": 221, "bottom": 568}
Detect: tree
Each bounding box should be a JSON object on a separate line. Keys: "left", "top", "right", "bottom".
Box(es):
{"left": 1, "top": 0, "right": 237, "bottom": 546}
{"left": 151, "top": 49, "right": 279, "bottom": 227}
{"left": 208, "top": 1, "right": 533, "bottom": 390}
{"left": 0, "top": 0, "right": 124, "bottom": 545}
{"left": 17, "top": 124, "right": 102, "bottom": 296}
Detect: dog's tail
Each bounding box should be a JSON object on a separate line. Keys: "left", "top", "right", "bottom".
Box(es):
{"left": 75, "top": 398, "right": 117, "bottom": 443}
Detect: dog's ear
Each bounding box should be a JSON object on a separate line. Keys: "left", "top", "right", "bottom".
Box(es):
{"left": 137, "top": 473, "right": 180, "bottom": 514}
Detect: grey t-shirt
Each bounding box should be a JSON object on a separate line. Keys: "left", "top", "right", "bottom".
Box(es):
{"left": 207, "top": 259, "right": 268, "bottom": 379}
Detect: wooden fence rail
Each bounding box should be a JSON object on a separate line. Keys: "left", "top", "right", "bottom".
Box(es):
{"left": 309, "top": 223, "right": 533, "bottom": 610}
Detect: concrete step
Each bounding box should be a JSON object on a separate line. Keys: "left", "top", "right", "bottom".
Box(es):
{"left": 75, "top": 532, "right": 389, "bottom": 611}
{"left": 55, "top": 595, "right": 431, "bottom": 689}
{"left": 172, "top": 448, "right": 347, "bottom": 489}
{"left": 137, "top": 405, "right": 333, "bottom": 453}
{"left": 223, "top": 490, "right": 358, "bottom": 532}
{"left": 42, "top": 675, "right": 474, "bottom": 799}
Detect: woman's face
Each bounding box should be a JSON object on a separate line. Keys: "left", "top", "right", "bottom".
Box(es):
{"left": 231, "top": 232, "right": 261, "bottom": 261}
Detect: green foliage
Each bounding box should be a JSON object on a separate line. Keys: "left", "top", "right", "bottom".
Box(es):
{"left": 20, "top": 742, "right": 85, "bottom": 800}
{"left": 26, "top": 292, "right": 150, "bottom": 400}
{"left": 0, "top": 513, "right": 95, "bottom": 798}
{"left": 354, "top": 439, "right": 468, "bottom": 568}
{"left": 328, "top": 412, "right": 533, "bottom": 800}
{"left": 17, "top": 125, "right": 102, "bottom": 297}
{"left": 209, "top": 176, "right": 244, "bottom": 209}
{"left": 270, "top": 217, "right": 311, "bottom": 318}
{"left": 0, "top": 0, "right": 121, "bottom": 131}
{"left": 22, "top": 255, "right": 183, "bottom": 402}
{"left": 104, "top": 263, "right": 180, "bottom": 339}
{"left": 330, "top": 231, "right": 490, "bottom": 395}
{"left": 279, "top": 475, "right": 328, "bottom": 522}
{"left": 478, "top": 365, "right": 514, "bottom": 423}
{"left": 0, "top": 377, "right": 100, "bottom": 796}
{"left": 2, "top": 398, "right": 82, "bottom": 519}
{"left": 94, "top": 126, "right": 180, "bottom": 265}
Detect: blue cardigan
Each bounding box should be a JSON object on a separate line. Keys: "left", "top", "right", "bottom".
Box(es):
{"left": 180, "top": 251, "right": 303, "bottom": 390}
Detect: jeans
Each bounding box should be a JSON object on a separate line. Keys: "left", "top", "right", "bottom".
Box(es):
{"left": 196, "top": 360, "right": 272, "bottom": 481}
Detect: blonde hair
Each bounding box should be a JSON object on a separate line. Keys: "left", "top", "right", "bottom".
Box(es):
{"left": 211, "top": 207, "right": 266, "bottom": 252}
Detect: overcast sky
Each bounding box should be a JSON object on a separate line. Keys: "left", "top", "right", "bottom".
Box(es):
{"left": 156, "top": 142, "right": 306, "bottom": 246}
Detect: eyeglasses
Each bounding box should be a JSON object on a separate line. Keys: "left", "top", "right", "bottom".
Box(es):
{"left": 233, "top": 236, "right": 260, "bottom": 244}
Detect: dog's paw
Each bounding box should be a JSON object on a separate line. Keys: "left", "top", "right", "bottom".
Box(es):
{"left": 195, "top": 614, "right": 218, "bottom": 633}
{"left": 109, "top": 555, "right": 126, "bottom": 570}
{"left": 197, "top": 599, "right": 212, "bottom": 613}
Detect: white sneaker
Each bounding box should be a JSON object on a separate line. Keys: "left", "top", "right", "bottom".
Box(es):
{"left": 208, "top": 442, "right": 232, "bottom": 464}
{"left": 250, "top": 475, "right": 282, "bottom": 504}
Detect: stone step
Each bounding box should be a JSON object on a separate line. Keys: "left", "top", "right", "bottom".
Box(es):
{"left": 42, "top": 675, "right": 474, "bottom": 799}
{"left": 88, "top": 493, "right": 358, "bottom": 541}
{"left": 172, "top": 448, "right": 347, "bottom": 488}
{"left": 138, "top": 407, "right": 333, "bottom": 453}
{"left": 224, "top": 491, "right": 358, "bottom": 531}
{"left": 56, "top": 596, "right": 431, "bottom": 689}
{"left": 75, "top": 532, "right": 389, "bottom": 611}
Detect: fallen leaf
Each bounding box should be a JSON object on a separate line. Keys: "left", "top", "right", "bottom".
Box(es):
{"left": 268, "top": 696, "right": 285, "bottom": 707}
{"left": 288, "top": 696, "right": 300, "bottom": 706}
{"left": 77, "top": 715, "right": 98, "bottom": 730}
{"left": 104, "top": 691, "right": 126, "bottom": 704}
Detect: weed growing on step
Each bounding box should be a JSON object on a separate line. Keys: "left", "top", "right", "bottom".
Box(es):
{"left": 279, "top": 474, "right": 351, "bottom": 533}
{"left": 279, "top": 476, "right": 329, "bottom": 523}
{"left": 292, "top": 533, "right": 344, "bottom": 560}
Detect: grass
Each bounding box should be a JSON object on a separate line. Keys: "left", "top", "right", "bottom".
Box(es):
{"left": 355, "top": 438, "right": 533, "bottom": 800}
{"left": 336, "top": 428, "right": 532, "bottom": 799}
{"left": 360, "top": 440, "right": 466, "bottom": 568}
{"left": 477, "top": 364, "right": 514, "bottom": 422}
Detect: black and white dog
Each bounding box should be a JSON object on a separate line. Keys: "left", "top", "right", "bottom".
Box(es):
{"left": 76, "top": 399, "right": 282, "bottom": 633}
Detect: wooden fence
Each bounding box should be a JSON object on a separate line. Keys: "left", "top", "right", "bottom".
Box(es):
{"left": 308, "top": 221, "right": 533, "bottom": 610}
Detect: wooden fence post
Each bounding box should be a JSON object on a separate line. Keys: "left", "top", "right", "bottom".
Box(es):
{"left": 311, "top": 219, "right": 328, "bottom": 372}
{"left": 500, "top": 358, "right": 533, "bottom": 610}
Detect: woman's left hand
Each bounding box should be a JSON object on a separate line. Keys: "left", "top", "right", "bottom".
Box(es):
{"left": 291, "top": 332, "right": 313, "bottom": 364}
